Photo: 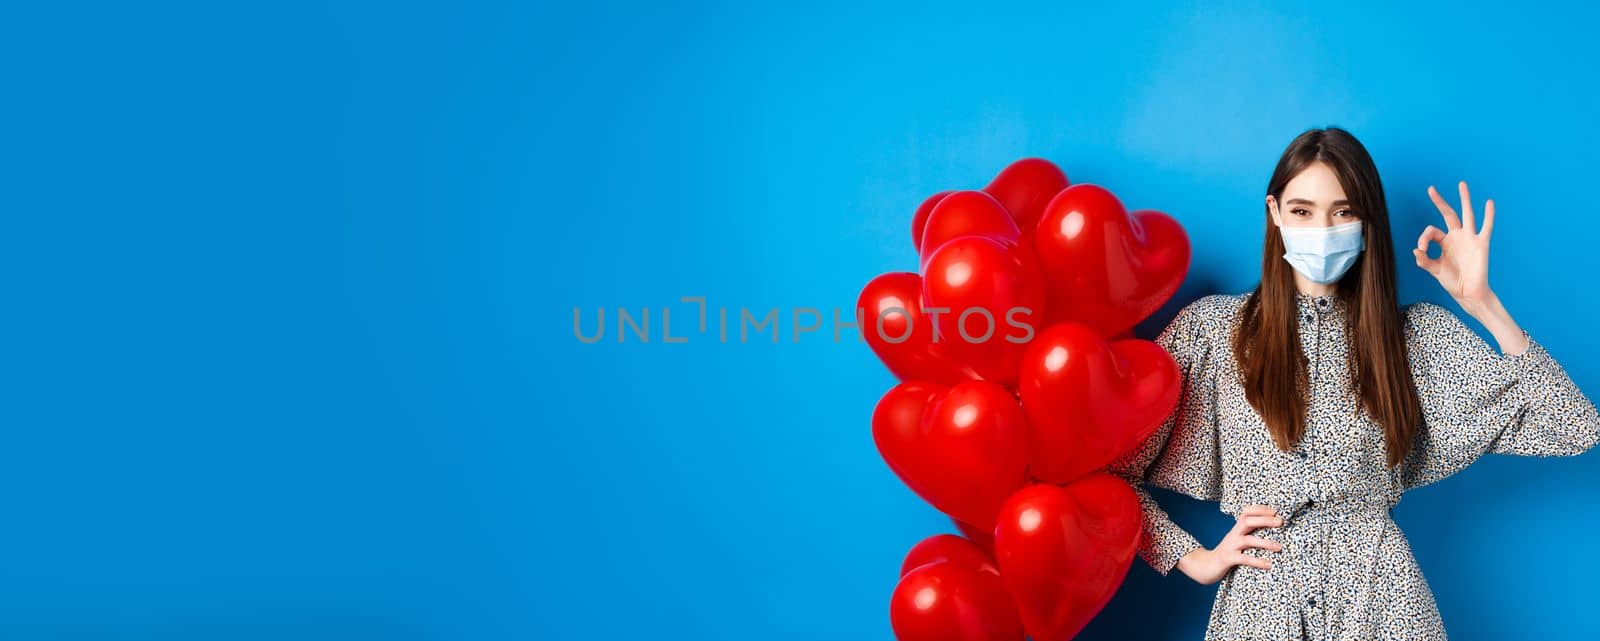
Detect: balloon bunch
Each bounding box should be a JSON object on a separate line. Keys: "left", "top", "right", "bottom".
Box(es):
{"left": 860, "top": 159, "right": 1192, "bottom": 641}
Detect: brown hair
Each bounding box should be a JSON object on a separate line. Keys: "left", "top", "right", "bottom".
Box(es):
{"left": 1232, "top": 127, "right": 1421, "bottom": 467}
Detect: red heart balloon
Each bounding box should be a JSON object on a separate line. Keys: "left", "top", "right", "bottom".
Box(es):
{"left": 917, "top": 190, "right": 1020, "bottom": 268}
{"left": 950, "top": 518, "right": 996, "bottom": 561}
{"left": 874, "top": 381, "right": 1031, "bottom": 530}
{"left": 1032, "top": 184, "right": 1189, "bottom": 336}
{"left": 858, "top": 273, "right": 979, "bottom": 385}
{"left": 1017, "top": 323, "right": 1180, "bottom": 484}
{"left": 994, "top": 475, "right": 1141, "bottom": 641}
{"left": 873, "top": 380, "right": 946, "bottom": 460}
{"left": 901, "top": 533, "right": 998, "bottom": 577}
{"left": 983, "top": 158, "right": 1070, "bottom": 233}
{"left": 910, "top": 191, "right": 955, "bottom": 254}
{"left": 921, "top": 237, "right": 1045, "bottom": 385}
{"left": 891, "top": 557, "right": 1024, "bottom": 641}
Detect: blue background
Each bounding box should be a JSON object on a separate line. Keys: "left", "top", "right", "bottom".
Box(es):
{"left": 3, "top": 1, "right": 1597, "bottom": 639}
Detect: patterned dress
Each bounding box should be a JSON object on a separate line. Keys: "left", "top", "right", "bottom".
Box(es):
{"left": 1111, "top": 290, "right": 1600, "bottom": 640}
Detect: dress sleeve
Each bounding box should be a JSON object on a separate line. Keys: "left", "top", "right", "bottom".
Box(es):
{"left": 1400, "top": 301, "right": 1600, "bottom": 490}
{"left": 1108, "top": 296, "right": 1225, "bottom": 575}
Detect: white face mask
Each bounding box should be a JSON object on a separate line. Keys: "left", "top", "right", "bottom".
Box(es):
{"left": 1279, "top": 220, "right": 1365, "bottom": 284}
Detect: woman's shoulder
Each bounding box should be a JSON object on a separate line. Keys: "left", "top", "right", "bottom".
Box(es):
{"left": 1400, "top": 299, "right": 1489, "bottom": 357}
{"left": 1172, "top": 291, "right": 1250, "bottom": 327}
{"left": 1160, "top": 291, "right": 1249, "bottom": 345}
{"left": 1402, "top": 299, "right": 1444, "bottom": 318}
{"left": 1151, "top": 292, "right": 1247, "bottom": 366}
{"left": 1400, "top": 299, "right": 1467, "bottom": 336}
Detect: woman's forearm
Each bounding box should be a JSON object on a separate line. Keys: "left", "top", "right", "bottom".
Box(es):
{"left": 1460, "top": 290, "right": 1529, "bottom": 357}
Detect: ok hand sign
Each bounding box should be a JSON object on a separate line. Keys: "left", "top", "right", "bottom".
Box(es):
{"left": 1415, "top": 181, "right": 1495, "bottom": 304}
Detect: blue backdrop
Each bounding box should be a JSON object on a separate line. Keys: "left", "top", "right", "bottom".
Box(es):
{"left": 3, "top": 1, "right": 1597, "bottom": 639}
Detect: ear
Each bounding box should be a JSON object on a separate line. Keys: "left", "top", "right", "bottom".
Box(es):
{"left": 1266, "top": 195, "right": 1283, "bottom": 228}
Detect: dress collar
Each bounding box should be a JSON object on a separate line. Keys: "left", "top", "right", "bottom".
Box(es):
{"left": 1294, "top": 290, "right": 1348, "bottom": 314}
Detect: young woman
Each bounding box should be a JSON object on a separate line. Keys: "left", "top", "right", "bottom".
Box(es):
{"left": 1111, "top": 127, "right": 1600, "bottom": 640}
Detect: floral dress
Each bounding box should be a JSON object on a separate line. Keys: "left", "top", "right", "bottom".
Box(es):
{"left": 1111, "top": 290, "right": 1600, "bottom": 640}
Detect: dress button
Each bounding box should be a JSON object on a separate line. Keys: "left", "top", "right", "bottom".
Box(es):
{"left": 1301, "top": 312, "right": 1313, "bottom": 322}
{"left": 1317, "top": 298, "right": 1328, "bottom": 308}
{"left": 1308, "top": 597, "right": 1317, "bottom": 607}
{"left": 1296, "top": 450, "right": 1308, "bottom": 459}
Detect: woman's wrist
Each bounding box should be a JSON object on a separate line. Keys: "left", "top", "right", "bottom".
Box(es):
{"left": 1175, "top": 547, "right": 1209, "bottom": 581}
{"left": 1457, "top": 288, "right": 1501, "bottom": 320}
{"left": 1459, "top": 290, "right": 1529, "bottom": 356}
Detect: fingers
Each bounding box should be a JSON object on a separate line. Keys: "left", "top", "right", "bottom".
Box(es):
{"left": 1458, "top": 181, "right": 1475, "bottom": 233}
{"left": 1239, "top": 535, "right": 1283, "bottom": 553}
{"left": 1481, "top": 198, "right": 1495, "bottom": 239}
{"left": 1230, "top": 513, "right": 1284, "bottom": 536}
{"left": 1238, "top": 514, "right": 1283, "bottom": 530}
{"left": 1229, "top": 551, "right": 1273, "bottom": 570}
{"left": 1229, "top": 506, "right": 1282, "bottom": 536}
{"left": 1412, "top": 248, "right": 1439, "bottom": 274}
{"left": 1413, "top": 225, "right": 1446, "bottom": 274}
{"left": 1239, "top": 504, "right": 1277, "bottom": 517}
{"left": 1427, "top": 185, "right": 1462, "bottom": 230}
{"left": 1416, "top": 224, "right": 1447, "bottom": 249}
{"left": 1222, "top": 505, "right": 1285, "bottom": 572}
{"left": 1222, "top": 534, "right": 1281, "bottom": 571}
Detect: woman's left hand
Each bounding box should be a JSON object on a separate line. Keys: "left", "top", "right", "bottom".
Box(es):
{"left": 1415, "top": 181, "right": 1495, "bottom": 305}
{"left": 1415, "top": 180, "right": 1528, "bottom": 357}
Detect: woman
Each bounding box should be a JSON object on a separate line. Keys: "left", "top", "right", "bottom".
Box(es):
{"left": 1111, "top": 127, "right": 1600, "bottom": 640}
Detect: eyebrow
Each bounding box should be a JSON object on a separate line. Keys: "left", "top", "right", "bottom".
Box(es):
{"left": 1284, "top": 198, "right": 1352, "bottom": 206}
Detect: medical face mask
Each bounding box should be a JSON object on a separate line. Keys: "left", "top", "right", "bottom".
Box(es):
{"left": 1279, "top": 220, "right": 1365, "bottom": 284}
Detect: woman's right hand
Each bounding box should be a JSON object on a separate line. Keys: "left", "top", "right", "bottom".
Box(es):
{"left": 1175, "top": 505, "right": 1284, "bottom": 585}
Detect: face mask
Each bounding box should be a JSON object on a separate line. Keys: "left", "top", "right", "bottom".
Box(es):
{"left": 1279, "top": 220, "right": 1365, "bottom": 284}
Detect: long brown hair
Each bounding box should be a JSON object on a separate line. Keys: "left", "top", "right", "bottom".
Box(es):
{"left": 1232, "top": 127, "right": 1421, "bottom": 467}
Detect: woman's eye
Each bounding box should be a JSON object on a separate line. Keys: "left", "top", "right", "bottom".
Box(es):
{"left": 1291, "top": 209, "right": 1310, "bottom": 216}
{"left": 1336, "top": 210, "right": 1355, "bottom": 217}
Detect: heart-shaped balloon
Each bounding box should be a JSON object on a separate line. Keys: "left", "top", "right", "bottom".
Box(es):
{"left": 901, "top": 533, "right": 998, "bottom": 577}
{"left": 1032, "top": 184, "right": 1189, "bottom": 336}
{"left": 874, "top": 381, "right": 1031, "bottom": 530}
{"left": 910, "top": 191, "right": 955, "bottom": 254}
{"left": 872, "top": 380, "right": 946, "bottom": 464}
{"left": 891, "top": 553, "right": 1024, "bottom": 641}
{"left": 950, "top": 518, "right": 996, "bottom": 561}
{"left": 984, "top": 158, "right": 1070, "bottom": 233}
{"left": 993, "top": 475, "right": 1140, "bottom": 641}
{"left": 858, "top": 273, "right": 979, "bottom": 385}
{"left": 1017, "top": 323, "right": 1180, "bottom": 484}
{"left": 917, "top": 190, "right": 1020, "bottom": 269}
{"left": 921, "top": 237, "right": 1046, "bottom": 386}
